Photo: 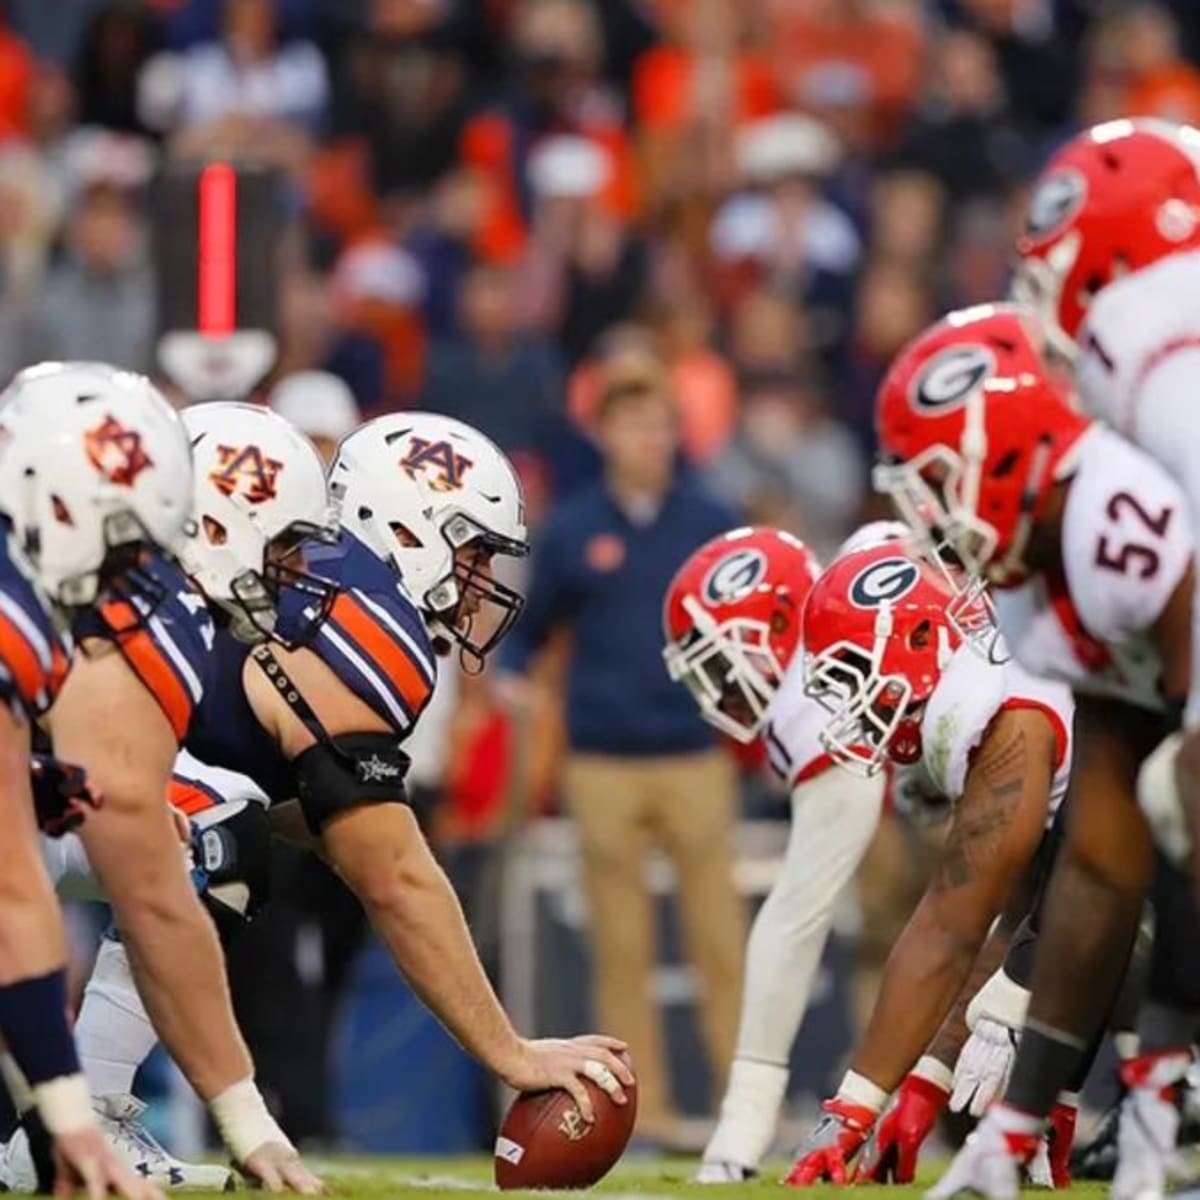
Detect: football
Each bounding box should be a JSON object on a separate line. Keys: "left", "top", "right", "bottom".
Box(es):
{"left": 493, "top": 1055, "right": 637, "bottom": 1190}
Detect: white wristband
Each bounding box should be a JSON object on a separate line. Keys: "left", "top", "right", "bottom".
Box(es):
{"left": 837, "top": 1069, "right": 890, "bottom": 1115}
{"left": 913, "top": 1055, "right": 955, "bottom": 1093}
{"left": 208, "top": 1078, "right": 294, "bottom": 1164}
{"left": 34, "top": 1074, "right": 94, "bottom": 1135}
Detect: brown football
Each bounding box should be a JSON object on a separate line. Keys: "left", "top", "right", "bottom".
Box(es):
{"left": 494, "top": 1054, "right": 637, "bottom": 1190}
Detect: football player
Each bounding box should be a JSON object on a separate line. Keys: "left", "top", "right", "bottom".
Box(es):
{"left": 780, "top": 540, "right": 1073, "bottom": 1187}
{"left": 0, "top": 375, "right": 323, "bottom": 1195}
{"left": 6, "top": 408, "right": 633, "bottom": 1182}
{"left": 661, "top": 526, "right": 1074, "bottom": 1185}
{"left": 663, "top": 526, "right": 885, "bottom": 1182}
{"left": 0, "top": 365, "right": 183, "bottom": 1200}
{"left": 873, "top": 303, "right": 1196, "bottom": 1200}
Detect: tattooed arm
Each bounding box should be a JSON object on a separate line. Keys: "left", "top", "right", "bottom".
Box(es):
{"left": 850, "top": 709, "right": 1053, "bottom": 1091}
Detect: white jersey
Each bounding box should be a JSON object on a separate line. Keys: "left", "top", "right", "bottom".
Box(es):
{"left": 763, "top": 653, "right": 836, "bottom": 788}
{"left": 994, "top": 427, "right": 1191, "bottom": 713}
{"left": 920, "top": 641, "right": 1074, "bottom": 825}
{"left": 169, "top": 747, "right": 269, "bottom": 817}
{"left": 1077, "top": 250, "right": 1200, "bottom": 722}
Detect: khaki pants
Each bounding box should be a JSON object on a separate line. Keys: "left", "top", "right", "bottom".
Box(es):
{"left": 565, "top": 750, "right": 745, "bottom": 1136}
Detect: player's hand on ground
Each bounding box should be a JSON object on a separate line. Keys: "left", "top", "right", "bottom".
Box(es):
{"left": 238, "top": 1142, "right": 327, "bottom": 1194}
{"left": 784, "top": 1097, "right": 876, "bottom": 1186}
{"left": 52, "top": 1126, "right": 163, "bottom": 1200}
{"left": 857, "top": 1072, "right": 949, "bottom": 1183}
{"left": 951, "top": 1017, "right": 1019, "bottom": 1117}
{"left": 501, "top": 1036, "right": 634, "bottom": 1122}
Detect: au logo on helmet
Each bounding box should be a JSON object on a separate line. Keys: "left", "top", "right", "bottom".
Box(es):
{"left": 1024, "top": 169, "right": 1086, "bottom": 240}
{"left": 400, "top": 437, "right": 474, "bottom": 493}
{"left": 849, "top": 557, "right": 921, "bottom": 609}
{"left": 210, "top": 444, "right": 283, "bottom": 504}
{"left": 703, "top": 548, "right": 767, "bottom": 605}
{"left": 84, "top": 414, "right": 153, "bottom": 487}
{"left": 910, "top": 345, "right": 995, "bottom": 415}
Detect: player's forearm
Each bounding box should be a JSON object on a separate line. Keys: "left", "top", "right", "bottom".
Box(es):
{"left": 0, "top": 735, "right": 67, "bottom": 982}
{"left": 0, "top": 861, "right": 68, "bottom": 985}
{"left": 925, "top": 921, "right": 1013, "bottom": 1072}
{"left": 329, "top": 810, "right": 522, "bottom": 1074}
{"left": 851, "top": 895, "right": 986, "bottom": 1091}
{"left": 82, "top": 812, "right": 252, "bottom": 1098}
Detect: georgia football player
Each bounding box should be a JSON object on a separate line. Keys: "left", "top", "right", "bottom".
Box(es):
{"left": 662, "top": 526, "right": 1074, "bottom": 1185}
{"left": 662, "top": 526, "right": 887, "bottom": 1182}
{"left": 780, "top": 541, "right": 1074, "bottom": 1188}
{"left": 873, "top": 303, "right": 1197, "bottom": 1200}
{"left": 0, "top": 365, "right": 188, "bottom": 1200}
{"left": 10, "top": 408, "right": 633, "bottom": 1179}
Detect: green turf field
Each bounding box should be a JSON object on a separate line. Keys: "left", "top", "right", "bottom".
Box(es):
{"left": 180, "top": 1156, "right": 1115, "bottom": 1199}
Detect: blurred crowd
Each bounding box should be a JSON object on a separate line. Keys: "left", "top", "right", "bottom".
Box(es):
{"left": 12, "top": 0, "right": 1200, "bottom": 1149}
{"left": 6, "top": 0, "right": 1200, "bottom": 554}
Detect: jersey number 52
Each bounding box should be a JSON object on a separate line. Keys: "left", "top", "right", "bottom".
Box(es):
{"left": 1094, "top": 492, "right": 1173, "bottom": 579}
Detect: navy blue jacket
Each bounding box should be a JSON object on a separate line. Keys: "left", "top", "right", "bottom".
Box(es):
{"left": 501, "top": 477, "right": 736, "bottom": 756}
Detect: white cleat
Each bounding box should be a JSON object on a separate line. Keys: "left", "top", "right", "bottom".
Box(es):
{"left": 0, "top": 1095, "right": 236, "bottom": 1192}
{"left": 694, "top": 1159, "right": 758, "bottom": 1183}
{"left": 1111, "top": 1082, "right": 1185, "bottom": 1200}
{"left": 94, "top": 1094, "right": 236, "bottom": 1191}
{"left": 927, "top": 1116, "right": 1029, "bottom": 1200}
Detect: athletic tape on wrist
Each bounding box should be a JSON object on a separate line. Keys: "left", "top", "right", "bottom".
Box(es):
{"left": 34, "top": 1075, "right": 93, "bottom": 1135}
{"left": 913, "top": 1055, "right": 954, "bottom": 1093}
{"left": 209, "top": 1078, "right": 295, "bottom": 1164}
{"left": 838, "top": 1069, "right": 889, "bottom": 1114}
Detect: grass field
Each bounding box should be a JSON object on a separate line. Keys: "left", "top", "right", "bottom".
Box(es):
{"left": 179, "top": 1156, "right": 1115, "bottom": 1200}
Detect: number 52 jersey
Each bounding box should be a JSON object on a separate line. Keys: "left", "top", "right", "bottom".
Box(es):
{"left": 995, "top": 425, "right": 1193, "bottom": 714}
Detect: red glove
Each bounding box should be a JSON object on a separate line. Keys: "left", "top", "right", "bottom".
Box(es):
{"left": 1046, "top": 1098, "right": 1078, "bottom": 1189}
{"left": 856, "top": 1071, "right": 950, "bottom": 1183}
{"left": 784, "top": 1097, "right": 876, "bottom": 1186}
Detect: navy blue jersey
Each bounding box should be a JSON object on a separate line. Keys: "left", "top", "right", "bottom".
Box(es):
{"left": 277, "top": 532, "right": 436, "bottom": 734}
{"left": 73, "top": 550, "right": 214, "bottom": 741}
{"left": 0, "top": 534, "right": 70, "bottom": 721}
{"left": 188, "top": 531, "right": 437, "bottom": 803}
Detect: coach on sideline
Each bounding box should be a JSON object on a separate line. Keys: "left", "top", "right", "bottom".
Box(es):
{"left": 498, "top": 348, "right": 745, "bottom": 1147}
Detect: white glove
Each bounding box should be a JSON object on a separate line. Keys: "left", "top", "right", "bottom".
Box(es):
{"left": 951, "top": 1018, "right": 1019, "bottom": 1117}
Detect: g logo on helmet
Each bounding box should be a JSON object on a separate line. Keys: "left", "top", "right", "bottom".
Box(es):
{"left": 849, "top": 557, "right": 921, "bottom": 610}
{"left": 910, "top": 345, "right": 995, "bottom": 415}
{"left": 1024, "top": 169, "right": 1086, "bottom": 240}
{"left": 703, "top": 548, "right": 767, "bottom": 605}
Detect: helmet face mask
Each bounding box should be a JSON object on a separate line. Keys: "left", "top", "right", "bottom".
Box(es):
{"left": 431, "top": 520, "right": 527, "bottom": 668}
{"left": 662, "top": 596, "right": 784, "bottom": 743}
{"left": 806, "top": 633, "right": 918, "bottom": 777}
{"left": 873, "top": 445, "right": 1000, "bottom": 582}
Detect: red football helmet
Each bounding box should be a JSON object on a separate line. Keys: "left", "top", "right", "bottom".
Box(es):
{"left": 1013, "top": 118, "right": 1200, "bottom": 358}
{"left": 802, "top": 543, "right": 974, "bottom": 776}
{"left": 874, "top": 302, "right": 1091, "bottom": 586}
{"left": 662, "top": 526, "right": 821, "bottom": 743}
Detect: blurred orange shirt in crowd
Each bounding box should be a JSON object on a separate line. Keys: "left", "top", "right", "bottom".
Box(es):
{"left": 766, "top": 0, "right": 921, "bottom": 144}
{"left": 632, "top": 45, "right": 780, "bottom": 131}
{"left": 0, "top": 25, "right": 32, "bottom": 142}
{"left": 1128, "top": 63, "right": 1200, "bottom": 126}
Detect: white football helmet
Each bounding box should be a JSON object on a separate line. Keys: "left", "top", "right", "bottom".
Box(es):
{"left": 0, "top": 361, "right": 192, "bottom": 610}
{"left": 181, "top": 402, "right": 338, "bottom": 644}
{"left": 329, "top": 412, "right": 528, "bottom": 663}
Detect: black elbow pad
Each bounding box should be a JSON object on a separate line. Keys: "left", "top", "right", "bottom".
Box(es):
{"left": 292, "top": 732, "right": 412, "bottom": 835}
